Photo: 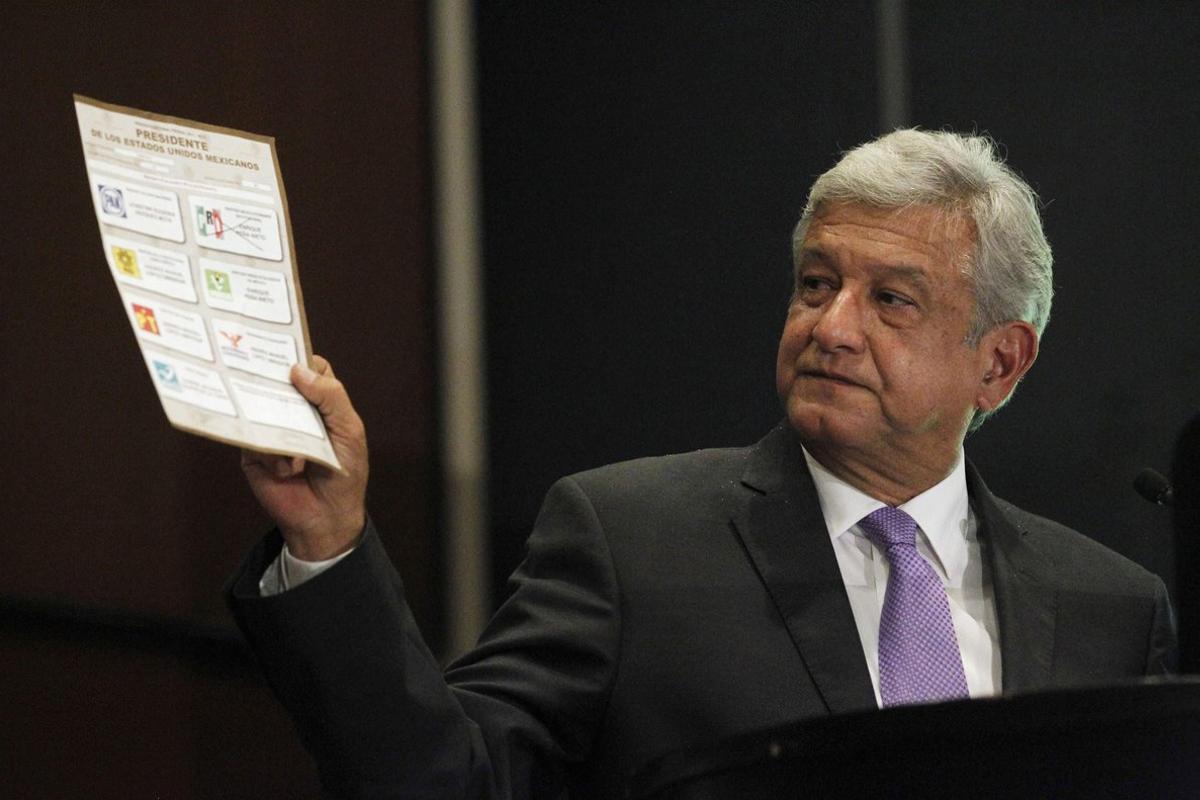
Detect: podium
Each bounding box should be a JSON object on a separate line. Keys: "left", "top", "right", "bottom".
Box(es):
{"left": 630, "top": 680, "right": 1200, "bottom": 799}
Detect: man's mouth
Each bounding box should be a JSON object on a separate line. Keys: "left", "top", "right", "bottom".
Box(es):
{"left": 800, "top": 369, "right": 863, "bottom": 388}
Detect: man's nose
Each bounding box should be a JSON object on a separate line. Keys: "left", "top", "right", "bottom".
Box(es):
{"left": 810, "top": 290, "right": 866, "bottom": 353}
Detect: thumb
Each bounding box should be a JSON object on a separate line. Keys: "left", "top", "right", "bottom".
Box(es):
{"left": 290, "top": 360, "right": 362, "bottom": 435}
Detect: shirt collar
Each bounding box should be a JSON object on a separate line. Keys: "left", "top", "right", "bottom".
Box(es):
{"left": 801, "top": 446, "right": 971, "bottom": 580}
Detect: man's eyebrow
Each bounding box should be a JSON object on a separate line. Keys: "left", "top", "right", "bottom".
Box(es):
{"left": 796, "top": 247, "right": 830, "bottom": 267}
{"left": 797, "top": 249, "right": 933, "bottom": 288}
{"left": 873, "top": 263, "right": 933, "bottom": 288}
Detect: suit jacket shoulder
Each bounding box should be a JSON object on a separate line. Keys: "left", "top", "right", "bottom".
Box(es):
{"left": 564, "top": 443, "right": 755, "bottom": 536}
{"left": 991, "top": 495, "right": 1165, "bottom": 594}
{"left": 968, "top": 466, "right": 1178, "bottom": 691}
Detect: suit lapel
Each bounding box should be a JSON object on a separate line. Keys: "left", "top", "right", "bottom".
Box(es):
{"left": 731, "top": 424, "right": 876, "bottom": 715}
{"left": 967, "top": 461, "right": 1058, "bottom": 694}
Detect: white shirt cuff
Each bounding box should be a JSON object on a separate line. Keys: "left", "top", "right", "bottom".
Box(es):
{"left": 258, "top": 542, "right": 356, "bottom": 596}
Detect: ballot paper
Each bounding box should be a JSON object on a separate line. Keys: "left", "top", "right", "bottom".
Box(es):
{"left": 75, "top": 95, "right": 340, "bottom": 470}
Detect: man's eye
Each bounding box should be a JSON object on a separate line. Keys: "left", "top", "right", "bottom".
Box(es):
{"left": 800, "top": 276, "right": 833, "bottom": 292}
{"left": 877, "top": 290, "right": 914, "bottom": 307}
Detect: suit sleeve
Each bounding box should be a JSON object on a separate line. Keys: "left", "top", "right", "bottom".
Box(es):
{"left": 226, "top": 476, "right": 621, "bottom": 799}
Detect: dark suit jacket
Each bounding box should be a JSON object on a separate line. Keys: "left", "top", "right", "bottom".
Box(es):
{"left": 228, "top": 423, "right": 1177, "bottom": 799}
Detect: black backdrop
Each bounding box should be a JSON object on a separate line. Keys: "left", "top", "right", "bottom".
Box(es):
{"left": 476, "top": 3, "right": 1199, "bottom": 608}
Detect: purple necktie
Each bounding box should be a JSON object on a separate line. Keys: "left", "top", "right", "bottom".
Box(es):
{"left": 859, "top": 506, "right": 969, "bottom": 707}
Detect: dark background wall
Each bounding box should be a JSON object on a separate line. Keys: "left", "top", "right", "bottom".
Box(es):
{"left": 477, "top": 2, "right": 1199, "bottom": 611}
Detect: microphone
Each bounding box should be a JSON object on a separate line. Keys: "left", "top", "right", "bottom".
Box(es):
{"left": 1133, "top": 468, "right": 1175, "bottom": 507}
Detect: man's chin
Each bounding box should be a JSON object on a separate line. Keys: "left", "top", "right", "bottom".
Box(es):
{"left": 784, "top": 400, "right": 876, "bottom": 451}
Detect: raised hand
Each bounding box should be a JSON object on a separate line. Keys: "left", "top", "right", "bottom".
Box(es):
{"left": 241, "top": 355, "right": 369, "bottom": 560}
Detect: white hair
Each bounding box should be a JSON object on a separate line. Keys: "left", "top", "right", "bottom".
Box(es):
{"left": 791, "top": 129, "right": 1054, "bottom": 428}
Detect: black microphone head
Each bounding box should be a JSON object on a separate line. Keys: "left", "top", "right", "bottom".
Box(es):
{"left": 1134, "top": 468, "right": 1174, "bottom": 506}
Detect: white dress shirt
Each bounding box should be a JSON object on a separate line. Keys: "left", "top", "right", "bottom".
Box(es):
{"left": 801, "top": 447, "right": 1001, "bottom": 705}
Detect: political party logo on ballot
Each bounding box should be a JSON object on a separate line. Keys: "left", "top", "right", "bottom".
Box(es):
{"left": 205, "top": 268, "right": 232, "bottom": 295}
{"left": 220, "top": 331, "right": 245, "bottom": 350}
{"left": 188, "top": 196, "right": 282, "bottom": 260}
{"left": 196, "top": 206, "right": 224, "bottom": 239}
{"left": 153, "top": 360, "right": 180, "bottom": 390}
{"left": 99, "top": 185, "right": 126, "bottom": 218}
{"left": 132, "top": 303, "right": 160, "bottom": 335}
{"left": 112, "top": 245, "right": 141, "bottom": 278}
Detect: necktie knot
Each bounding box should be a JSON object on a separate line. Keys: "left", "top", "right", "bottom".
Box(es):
{"left": 858, "top": 506, "right": 918, "bottom": 550}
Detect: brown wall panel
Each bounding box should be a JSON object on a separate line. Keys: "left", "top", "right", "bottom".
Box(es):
{"left": 2, "top": 2, "right": 436, "bottom": 627}
{"left": 1, "top": 620, "right": 319, "bottom": 797}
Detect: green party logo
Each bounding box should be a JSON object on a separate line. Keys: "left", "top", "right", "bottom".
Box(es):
{"left": 205, "top": 268, "right": 232, "bottom": 295}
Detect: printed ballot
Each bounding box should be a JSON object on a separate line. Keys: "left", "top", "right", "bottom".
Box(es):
{"left": 75, "top": 95, "right": 340, "bottom": 470}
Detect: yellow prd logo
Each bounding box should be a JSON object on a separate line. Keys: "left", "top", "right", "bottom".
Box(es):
{"left": 112, "top": 245, "right": 141, "bottom": 278}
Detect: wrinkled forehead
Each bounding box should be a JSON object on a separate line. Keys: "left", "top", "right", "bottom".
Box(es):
{"left": 800, "top": 201, "right": 978, "bottom": 270}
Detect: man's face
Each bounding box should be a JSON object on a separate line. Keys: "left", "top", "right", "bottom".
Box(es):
{"left": 776, "top": 202, "right": 990, "bottom": 464}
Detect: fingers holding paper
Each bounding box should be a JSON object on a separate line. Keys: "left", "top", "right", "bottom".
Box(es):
{"left": 241, "top": 355, "right": 369, "bottom": 561}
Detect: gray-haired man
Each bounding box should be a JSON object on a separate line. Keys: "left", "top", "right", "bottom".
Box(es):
{"left": 230, "top": 129, "right": 1176, "bottom": 799}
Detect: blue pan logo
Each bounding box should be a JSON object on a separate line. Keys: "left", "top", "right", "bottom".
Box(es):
{"left": 99, "top": 185, "right": 126, "bottom": 218}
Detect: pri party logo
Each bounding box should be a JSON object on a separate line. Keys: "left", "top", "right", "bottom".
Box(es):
{"left": 112, "top": 245, "right": 141, "bottom": 278}
{"left": 99, "top": 185, "right": 126, "bottom": 218}
{"left": 196, "top": 205, "right": 225, "bottom": 239}
{"left": 132, "top": 303, "right": 160, "bottom": 335}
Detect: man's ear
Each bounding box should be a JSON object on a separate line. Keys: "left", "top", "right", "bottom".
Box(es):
{"left": 975, "top": 321, "right": 1039, "bottom": 413}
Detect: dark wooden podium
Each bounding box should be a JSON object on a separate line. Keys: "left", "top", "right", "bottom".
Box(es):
{"left": 630, "top": 680, "right": 1200, "bottom": 799}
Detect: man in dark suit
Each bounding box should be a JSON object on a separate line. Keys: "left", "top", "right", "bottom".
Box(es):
{"left": 229, "top": 130, "right": 1176, "bottom": 798}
